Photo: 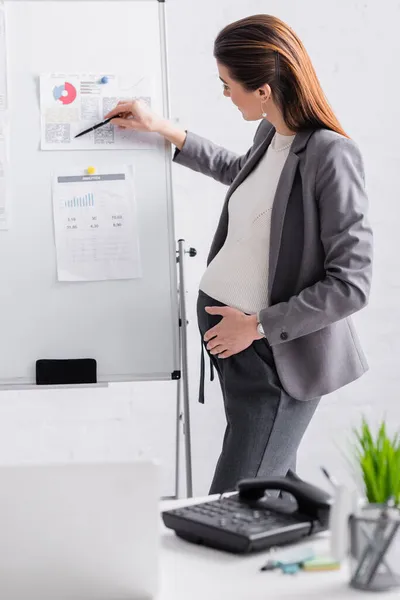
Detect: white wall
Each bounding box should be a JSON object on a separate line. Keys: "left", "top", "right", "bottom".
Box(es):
{"left": 167, "top": 0, "right": 400, "bottom": 495}
{"left": 0, "top": 0, "right": 398, "bottom": 498}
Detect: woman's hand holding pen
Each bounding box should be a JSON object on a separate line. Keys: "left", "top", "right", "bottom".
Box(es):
{"left": 105, "top": 99, "right": 187, "bottom": 150}
{"left": 105, "top": 99, "right": 161, "bottom": 133}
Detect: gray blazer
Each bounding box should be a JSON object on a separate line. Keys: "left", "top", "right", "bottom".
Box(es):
{"left": 173, "top": 120, "right": 373, "bottom": 401}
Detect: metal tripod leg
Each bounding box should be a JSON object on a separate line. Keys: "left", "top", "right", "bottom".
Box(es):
{"left": 175, "top": 239, "right": 195, "bottom": 498}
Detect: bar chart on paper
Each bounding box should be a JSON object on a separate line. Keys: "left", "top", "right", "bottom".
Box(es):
{"left": 52, "top": 169, "right": 142, "bottom": 282}
{"left": 66, "top": 193, "right": 95, "bottom": 208}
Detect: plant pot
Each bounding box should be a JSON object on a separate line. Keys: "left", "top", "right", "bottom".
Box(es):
{"left": 349, "top": 504, "right": 400, "bottom": 592}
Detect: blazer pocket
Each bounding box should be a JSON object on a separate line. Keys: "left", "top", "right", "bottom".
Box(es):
{"left": 271, "top": 318, "right": 368, "bottom": 401}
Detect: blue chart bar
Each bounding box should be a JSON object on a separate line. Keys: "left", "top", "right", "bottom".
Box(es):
{"left": 65, "top": 193, "right": 95, "bottom": 208}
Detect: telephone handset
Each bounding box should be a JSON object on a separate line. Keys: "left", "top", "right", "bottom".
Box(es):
{"left": 162, "top": 474, "right": 333, "bottom": 554}
{"left": 238, "top": 475, "right": 332, "bottom": 525}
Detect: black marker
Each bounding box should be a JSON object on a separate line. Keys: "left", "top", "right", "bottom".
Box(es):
{"left": 74, "top": 115, "right": 120, "bottom": 139}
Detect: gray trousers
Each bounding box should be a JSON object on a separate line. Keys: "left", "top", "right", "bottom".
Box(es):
{"left": 197, "top": 290, "right": 320, "bottom": 494}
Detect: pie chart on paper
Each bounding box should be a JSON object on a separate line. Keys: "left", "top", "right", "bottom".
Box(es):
{"left": 53, "top": 82, "right": 77, "bottom": 105}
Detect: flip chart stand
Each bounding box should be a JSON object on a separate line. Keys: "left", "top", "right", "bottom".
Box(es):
{"left": 175, "top": 239, "right": 197, "bottom": 498}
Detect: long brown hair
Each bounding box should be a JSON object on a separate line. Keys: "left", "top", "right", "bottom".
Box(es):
{"left": 214, "top": 14, "right": 348, "bottom": 137}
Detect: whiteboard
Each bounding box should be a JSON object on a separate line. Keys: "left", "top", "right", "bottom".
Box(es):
{"left": 0, "top": 0, "right": 180, "bottom": 386}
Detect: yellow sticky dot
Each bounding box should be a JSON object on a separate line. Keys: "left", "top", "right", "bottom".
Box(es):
{"left": 87, "top": 166, "right": 96, "bottom": 175}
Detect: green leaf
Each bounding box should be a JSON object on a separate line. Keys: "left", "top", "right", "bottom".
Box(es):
{"left": 350, "top": 418, "right": 400, "bottom": 506}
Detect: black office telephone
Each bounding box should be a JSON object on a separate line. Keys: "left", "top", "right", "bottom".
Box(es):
{"left": 162, "top": 473, "right": 332, "bottom": 553}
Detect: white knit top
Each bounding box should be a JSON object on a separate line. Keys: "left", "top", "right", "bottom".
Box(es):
{"left": 199, "top": 131, "right": 295, "bottom": 314}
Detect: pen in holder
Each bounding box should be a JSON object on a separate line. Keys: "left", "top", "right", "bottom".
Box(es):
{"left": 349, "top": 503, "right": 400, "bottom": 592}
{"left": 345, "top": 417, "right": 400, "bottom": 592}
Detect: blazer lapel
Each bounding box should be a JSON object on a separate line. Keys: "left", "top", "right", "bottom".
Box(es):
{"left": 226, "top": 125, "right": 276, "bottom": 202}
{"left": 208, "top": 126, "right": 316, "bottom": 277}
{"left": 207, "top": 126, "right": 275, "bottom": 263}
{"left": 267, "top": 152, "right": 300, "bottom": 300}
{"left": 267, "top": 129, "right": 315, "bottom": 299}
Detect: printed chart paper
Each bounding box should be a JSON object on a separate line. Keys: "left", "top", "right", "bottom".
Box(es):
{"left": 41, "top": 73, "right": 157, "bottom": 150}
{"left": 52, "top": 167, "right": 142, "bottom": 282}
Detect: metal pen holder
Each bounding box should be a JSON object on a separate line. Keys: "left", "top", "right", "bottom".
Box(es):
{"left": 349, "top": 505, "right": 400, "bottom": 592}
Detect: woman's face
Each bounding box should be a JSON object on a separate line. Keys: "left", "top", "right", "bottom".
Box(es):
{"left": 217, "top": 62, "right": 269, "bottom": 121}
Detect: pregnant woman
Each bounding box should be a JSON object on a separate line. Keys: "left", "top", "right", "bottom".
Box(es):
{"left": 106, "top": 14, "right": 373, "bottom": 493}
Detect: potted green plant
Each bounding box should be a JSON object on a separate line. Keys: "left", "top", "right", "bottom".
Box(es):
{"left": 348, "top": 418, "right": 400, "bottom": 592}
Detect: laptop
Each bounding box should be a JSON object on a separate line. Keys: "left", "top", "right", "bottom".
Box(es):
{"left": 0, "top": 461, "right": 159, "bottom": 600}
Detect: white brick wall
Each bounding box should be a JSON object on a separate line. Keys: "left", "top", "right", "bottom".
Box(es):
{"left": 1, "top": 0, "right": 398, "bottom": 499}
{"left": 0, "top": 384, "right": 177, "bottom": 497}
{"left": 167, "top": 0, "right": 400, "bottom": 495}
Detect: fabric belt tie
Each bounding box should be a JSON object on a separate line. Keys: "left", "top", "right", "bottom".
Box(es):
{"left": 199, "top": 337, "right": 215, "bottom": 404}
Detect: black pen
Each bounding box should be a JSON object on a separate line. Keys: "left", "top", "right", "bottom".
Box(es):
{"left": 74, "top": 115, "right": 119, "bottom": 139}
{"left": 320, "top": 466, "right": 339, "bottom": 488}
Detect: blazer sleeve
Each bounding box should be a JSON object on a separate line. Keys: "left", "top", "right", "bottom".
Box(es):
{"left": 259, "top": 137, "right": 373, "bottom": 346}
{"left": 172, "top": 129, "right": 259, "bottom": 186}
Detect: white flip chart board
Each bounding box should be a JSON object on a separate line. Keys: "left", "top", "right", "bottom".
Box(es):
{"left": 0, "top": 0, "right": 179, "bottom": 386}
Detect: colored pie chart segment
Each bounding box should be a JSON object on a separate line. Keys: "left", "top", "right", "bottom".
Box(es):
{"left": 53, "top": 82, "right": 77, "bottom": 105}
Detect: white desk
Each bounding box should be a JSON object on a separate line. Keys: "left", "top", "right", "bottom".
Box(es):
{"left": 158, "top": 497, "right": 399, "bottom": 600}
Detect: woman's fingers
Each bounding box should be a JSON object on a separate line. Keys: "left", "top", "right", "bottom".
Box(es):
{"left": 209, "top": 345, "right": 228, "bottom": 356}
{"left": 105, "top": 102, "right": 133, "bottom": 120}
{"left": 105, "top": 98, "right": 162, "bottom": 133}
{"left": 109, "top": 117, "right": 138, "bottom": 130}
